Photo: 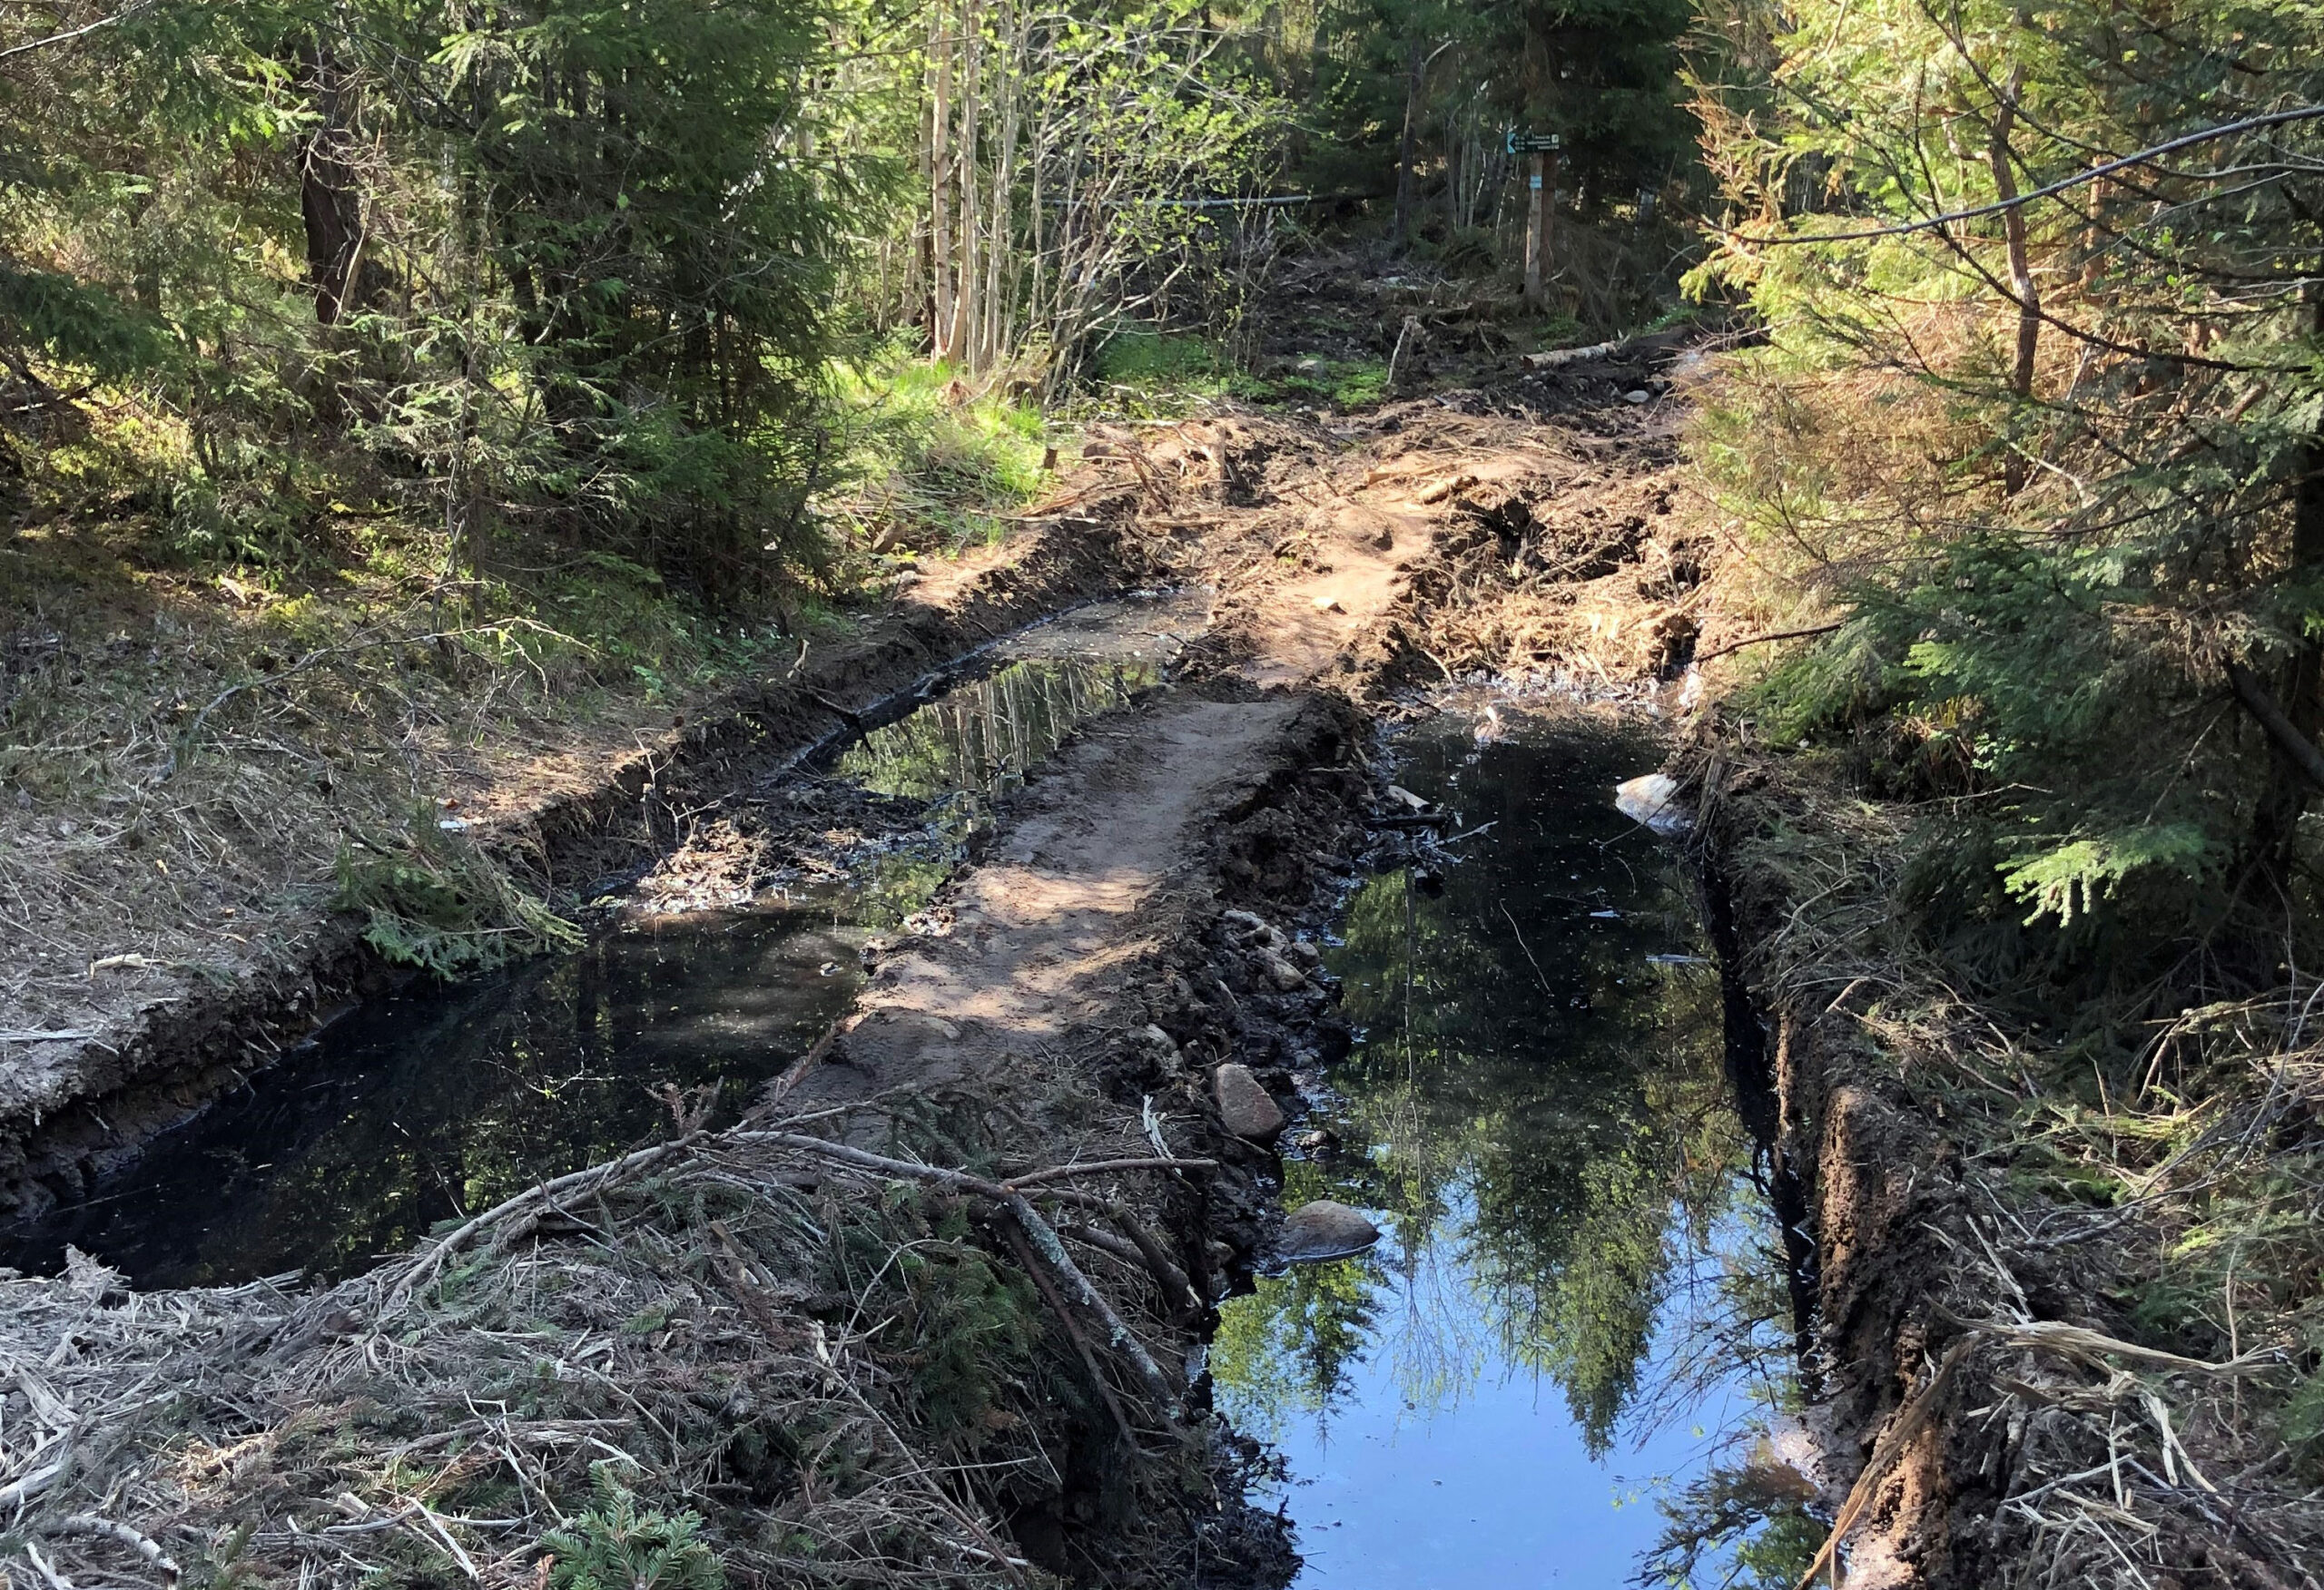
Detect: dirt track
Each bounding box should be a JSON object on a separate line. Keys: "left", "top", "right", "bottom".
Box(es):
{"left": 0, "top": 314, "right": 1712, "bottom": 1590}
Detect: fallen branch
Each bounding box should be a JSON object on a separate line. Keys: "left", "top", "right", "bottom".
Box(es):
{"left": 1062, "top": 1203, "right": 1202, "bottom": 1322}
{"left": 747, "top": 1014, "right": 860, "bottom": 1118}
{"left": 1692, "top": 621, "right": 1846, "bottom": 666}
{"left": 1797, "top": 1335, "right": 1977, "bottom": 1589}
{"left": 47, "top": 1516, "right": 181, "bottom": 1586}
{"left": 1000, "top": 1223, "right": 1139, "bottom": 1452}
{"left": 2227, "top": 661, "right": 2324, "bottom": 793}
{"left": 379, "top": 1133, "right": 707, "bottom": 1316}
{"left": 1522, "top": 337, "right": 1629, "bottom": 370}
{"left": 1002, "top": 1156, "right": 1216, "bottom": 1188}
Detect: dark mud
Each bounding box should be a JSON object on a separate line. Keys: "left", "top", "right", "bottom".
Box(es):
{"left": 2, "top": 594, "right": 1208, "bottom": 1286}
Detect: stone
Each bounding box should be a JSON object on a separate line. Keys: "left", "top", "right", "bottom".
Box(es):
{"left": 1292, "top": 1125, "right": 1339, "bottom": 1155}
{"left": 1220, "top": 908, "right": 1285, "bottom": 950}
{"left": 1213, "top": 1063, "right": 1285, "bottom": 1141}
{"left": 1128, "top": 1024, "right": 1187, "bottom": 1079}
{"left": 1277, "top": 1200, "right": 1381, "bottom": 1264}
{"left": 1253, "top": 948, "right": 1309, "bottom": 991}
{"left": 1623, "top": 388, "right": 1652, "bottom": 405}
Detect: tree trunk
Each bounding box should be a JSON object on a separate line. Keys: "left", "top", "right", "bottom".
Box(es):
{"left": 1523, "top": 151, "right": 1551, "bottom": 309}
{"left": 950, "top": 0, "right": 983, "bottom": 372}
{"left": 981, "top": 1, "right": 1020, "bottom": 374}
{"left": 297, "top": 41, "right": 369, "bottom": 326}
{"left": 2245, "top": 284, "right": 2324, "bottom": 899}
{"left": 1986, "top": 65, "right": 2038, "bottom": 495}
{"left": 1393, "top": 36, "right": 1423, "bottom": 246}
{"left": 1443, "top": 119, "right": 1462, "bottom": 235}
{"left": 930, "top": 3, "right": 956, "bottom": 362}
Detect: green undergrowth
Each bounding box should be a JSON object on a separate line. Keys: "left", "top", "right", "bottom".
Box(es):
{"left": 1088, "top": 329, "right": 1269, "bottom": 411}
{"left": 0, "top": 348, "right": 1076, "bottom": 1016}
{"left": 825, "top": 351, "right": 1054, "bottom": 556}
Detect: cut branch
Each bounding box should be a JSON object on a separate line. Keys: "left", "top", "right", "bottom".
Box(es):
{"left": 2228, "top": 661, "right": 2324, "bottom": 792}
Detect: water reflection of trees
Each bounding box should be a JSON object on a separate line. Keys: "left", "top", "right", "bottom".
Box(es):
{"left": 1211, "top": 712, "right": 1753, "bottom": 1456}
{"left": 26, "top": 908, "right": 862, "bottom": 1288}
{"left": 839, "top": 656, "right": 1158, "bottom": 809}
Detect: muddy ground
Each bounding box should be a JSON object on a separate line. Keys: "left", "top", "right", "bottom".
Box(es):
{"left": 3, "top": 255, "right": 2152, "bottom": 1590}
{"left": 0, "top": 273, "right": 1711, "bottom": 1590}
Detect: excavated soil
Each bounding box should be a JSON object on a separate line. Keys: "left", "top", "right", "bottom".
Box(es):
{"left": 0, "top": 280, "right": 1729, "bottom": 1590}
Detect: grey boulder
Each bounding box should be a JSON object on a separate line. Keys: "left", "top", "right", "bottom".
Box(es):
{"left": 1213, "top": 1063, "right": 1285, "bottom": 1141}
{"left": 1278, "top": 1200, "right": 1381, "bottom": 1263}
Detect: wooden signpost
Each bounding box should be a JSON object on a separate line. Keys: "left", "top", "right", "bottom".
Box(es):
{"left": 1508, "top": 131, "right": 1561, "bottom": 311}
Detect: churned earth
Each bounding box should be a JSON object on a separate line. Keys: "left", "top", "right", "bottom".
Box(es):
{"left": 0, "top": 284, "right": 1713, "bottom": 1590}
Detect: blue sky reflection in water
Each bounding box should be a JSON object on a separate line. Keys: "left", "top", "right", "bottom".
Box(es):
{"left": 1208, "top": 703, "right": 1802, "bottom": 1588}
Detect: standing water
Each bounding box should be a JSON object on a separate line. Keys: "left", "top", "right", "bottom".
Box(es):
{"left": 1211, "top": 701, "right": 1807, "bottom": 1587}
{"left": 1, "top": 594, "right": 1201, "bottom": 1290}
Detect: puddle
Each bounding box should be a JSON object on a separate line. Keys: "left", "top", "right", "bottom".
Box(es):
{"left": 4, "top": 899, "right": 863, "bottom": 1289}
{"left": 3, "top": 594, "right": 1200, "bottom": 1290}
{"left": 1211, "top": 702, "right": 1809, "bottom": 1587}
{"left": 829, "top": 653, "right": 1160, "bottom": 832}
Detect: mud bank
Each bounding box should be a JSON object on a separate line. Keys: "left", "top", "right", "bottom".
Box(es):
{"left": 1688, "top": 741, "right": 2319, "bottom": 1590}
{"left": 0, "top": 514, "right": 1161, "bottom": 1219}
{"left": 1689, "top": 764, "right": 2047, "bottom": 1587}
{"left": 0, "top": 322, "right": 1733, "bottom": 1590}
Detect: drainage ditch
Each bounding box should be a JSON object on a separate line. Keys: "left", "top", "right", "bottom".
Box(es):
{"left": 1211, "top": 696, "right": 1813, "bottom": 1586}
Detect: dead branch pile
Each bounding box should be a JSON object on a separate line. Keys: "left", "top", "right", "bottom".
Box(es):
{"left": 0, "top": 1093, "right": 1236, "bottom": 1590}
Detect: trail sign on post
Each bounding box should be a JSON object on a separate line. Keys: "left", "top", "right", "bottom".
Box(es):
{"left": 1508, "top": 131, "right": 1561, "bottom": 311}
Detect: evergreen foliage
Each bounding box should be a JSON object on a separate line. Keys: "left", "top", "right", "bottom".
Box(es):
{"left": 1693, "top": 0, "right": 2324, "bottom": 990}
{"left": 0, "top": 0, "right": 844, "bottom": 599}
{"left": 332, "top": 811, "right": 585, "bottom": 977}
{"left": 539, "top": 1467, "right": 725, "bottom": 1590}
{"left": 1284, "top": 0, "right": 1698, "bottom": 250}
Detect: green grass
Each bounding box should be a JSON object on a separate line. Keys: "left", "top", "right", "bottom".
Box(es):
{"left": 826, "top": 351, "right": 1051, "bottom": 555}
{"left": 1275, "top": 355, "right": 1391, "bottom": 409}
{"left": 1086, "top": 329, "right": 1270, "bottom": 412}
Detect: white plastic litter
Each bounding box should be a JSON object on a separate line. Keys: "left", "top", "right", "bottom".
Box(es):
{"left": 1615, "top": 772, "right": 1692, "bottom": 837}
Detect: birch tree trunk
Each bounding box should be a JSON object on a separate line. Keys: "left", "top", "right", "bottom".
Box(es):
{"left": 930, "top": 0, "right": 956, "bottom": 361}
{"left": 980, "top": 0, "right": 1020, "bottom": 374}
{"left": 949, "top": 0, "right": 983, "bottom": 370}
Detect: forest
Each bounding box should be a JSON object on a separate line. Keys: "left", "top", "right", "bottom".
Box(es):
{"left": 9, "top": 0, "right": 2324, "bottom": 1587}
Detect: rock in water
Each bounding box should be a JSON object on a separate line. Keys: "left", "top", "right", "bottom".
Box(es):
{"left": 1213, "top": 1063, "right": 1285, "bottom": 1141}
{"left": 1615, "top": 772, "right": 1692, "bottom": 837}
{"left": 1278, "top": 1200, "right": 1381, "bottom": 1263}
